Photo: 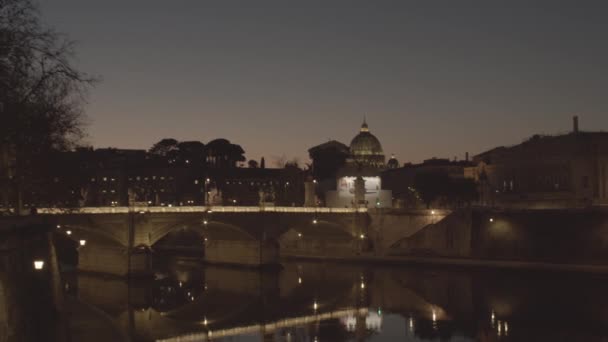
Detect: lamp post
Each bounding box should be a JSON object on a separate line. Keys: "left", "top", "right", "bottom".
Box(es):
{"left": 204, "top": 178, "right": 211, "bottom": 206}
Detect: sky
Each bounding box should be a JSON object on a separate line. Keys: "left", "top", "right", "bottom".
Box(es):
{"left": 40, "top": 0, "right": 608, "bottom": 165}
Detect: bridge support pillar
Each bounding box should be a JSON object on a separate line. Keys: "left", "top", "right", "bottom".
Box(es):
{"left": 205, "top": 239, "right": 279, "bottom": 267}
{"left": 79, "top": 244, "right": 129, "bottom": 276}
{"left": 129, "top": 248, "right": 152, "bottom": 277}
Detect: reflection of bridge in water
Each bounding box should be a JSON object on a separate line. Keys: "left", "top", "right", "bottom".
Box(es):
{"left": 158, "top": 308, "right": 373, "bottom": 342}
{"left": 68, "top": 260, "right": 608, "bottom": 342}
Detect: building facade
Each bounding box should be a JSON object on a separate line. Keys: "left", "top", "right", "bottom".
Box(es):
{"left": 465, "top": 117, "right": 608, "bottom": 209}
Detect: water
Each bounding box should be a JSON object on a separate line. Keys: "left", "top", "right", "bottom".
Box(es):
{"left": 66, "top": 258, "right": 608, "bottom": 342}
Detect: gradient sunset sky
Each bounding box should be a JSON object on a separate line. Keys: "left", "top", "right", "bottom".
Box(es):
{"left": 41, "top": 1, "right": 608, "bottom": 165}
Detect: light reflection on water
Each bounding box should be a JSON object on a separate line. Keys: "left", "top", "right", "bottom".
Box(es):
{"left": 67, "top": 258, "right": 608, "bottom": 342}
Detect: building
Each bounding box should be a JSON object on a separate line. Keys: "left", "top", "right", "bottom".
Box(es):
{"left": 309, "top": 120, "right": 392, "bottom": 208}
{"left": 465, "top": 116, "right": 608, "bottom": 208}
{"left": 382, "top": 158, "right": 473, "bottom": 209}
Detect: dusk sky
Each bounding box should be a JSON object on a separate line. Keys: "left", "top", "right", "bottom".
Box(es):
{"left": 41, "top": 1, "right": 608, "bottom": 165}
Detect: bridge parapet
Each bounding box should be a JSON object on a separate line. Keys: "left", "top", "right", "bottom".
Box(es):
{"left": 37, "top": 206, "right": 367, "bottom": 215}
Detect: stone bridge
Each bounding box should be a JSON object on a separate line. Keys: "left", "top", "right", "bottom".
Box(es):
{"left": 7, "top": 206, "right": 450, "bottom": 276}
{"left": 36, "top": 206, "right": 373, "bottom": 276}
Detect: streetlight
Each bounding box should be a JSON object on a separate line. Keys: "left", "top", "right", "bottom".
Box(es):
{"left": 66, "top": 230, "right": 72, "bottom": 236}
{"left": 33, "top": 260, "right": 45, "bottom": 270}
{"left": 79, "top": 240, "right": 86, "bottom": 247}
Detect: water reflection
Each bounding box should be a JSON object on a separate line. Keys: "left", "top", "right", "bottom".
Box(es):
{"left": 65, "top": 258, "right": 608, "bottom": 341}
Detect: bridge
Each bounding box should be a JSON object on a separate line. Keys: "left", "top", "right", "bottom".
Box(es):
{"left": 5, "top": 206, "right": 450, "bottom": 277}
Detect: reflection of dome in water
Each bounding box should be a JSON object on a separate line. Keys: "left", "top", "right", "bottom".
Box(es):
{"left": 349, "top": 119, "right": 385, "bottom": 167}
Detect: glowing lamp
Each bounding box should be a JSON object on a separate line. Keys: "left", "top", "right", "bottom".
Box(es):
{"left": 79, "top": 240, "right": 86, "bottom": 246}
{"left": 66, "top": 230, "right": 72, "bottom": 236}
{"left": 34, "top": 260, "right": 45, "bottom": 270}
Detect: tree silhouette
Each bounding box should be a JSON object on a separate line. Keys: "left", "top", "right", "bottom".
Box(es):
{"left": 414, "top": 172, "right": 450, "bottom": 209}
{"left": 248, "top": 159, "right": 259, "bottom": 168}
{"left": 1, "top": 0, "right": 95, "bottom": 213}
{"left": 149, "top": 138, "right": 178, "bottom": 157}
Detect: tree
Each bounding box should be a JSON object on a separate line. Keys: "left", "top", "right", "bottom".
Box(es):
{"left": 175, "top": 141, "right": 205, "bottom": 166}
{"left": 1, "top": 0, "right": 94, "bottom": 213}
{"left": 248, "top": 159, "right": 258, "bottom": 168}
{"left": 414, "top": 172, "right": 450, "bottom": 209}
{"left": 149, "top": 138, "right": 178, "bottom": 157}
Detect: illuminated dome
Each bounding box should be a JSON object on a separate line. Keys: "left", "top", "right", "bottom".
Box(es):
{"left": 349, "top": 119, "right": 385, "bottom": 168}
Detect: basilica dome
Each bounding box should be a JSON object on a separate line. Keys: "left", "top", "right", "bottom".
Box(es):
{"left": 349, "top": 120, "right": 385, "bottom": 167}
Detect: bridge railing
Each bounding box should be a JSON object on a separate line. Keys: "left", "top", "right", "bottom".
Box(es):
{"left": 36, "top": 206, "right": 368, "bottom": 215}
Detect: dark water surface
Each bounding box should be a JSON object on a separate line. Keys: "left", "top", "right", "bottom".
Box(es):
{"left": 66, "top": 259, "right": 608, "bottom": 342}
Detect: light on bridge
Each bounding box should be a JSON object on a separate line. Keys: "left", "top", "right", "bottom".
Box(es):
{"left": 298, "top": 277, "right": 302, "bottom": 284}
{"left": 489, "top": 218, "right": 494, "bottom": 222}
{"left": 34, "top": 260, "right": 45, "bottom": 270}
{"left": 203, "top": 317, "right": 208, "bottom": 325}
{"left": 312, "top": 219, "right": 318, "bottom": 224}
{"left": 360, "top": 234, "right": 365, "bottom": 239}
{"left": 431, "top": 210, "right": 436, "bottom": 215}
{"left": 297, "top": 233, "right": 302, "bottom": 238}
{"left": 56, "top": 224, "right": 61, "bottom": 229}
{"left": 313, "top": 301, "right": 318, "bottom": 311}
{"left": 203, "top": 220, "right": 208, "bottom": 225}
{"left": 79, "top": 240, "right": 86, "bottom": 246}
{"left": 66, "top": 230, "right": 72, "bottom": 236}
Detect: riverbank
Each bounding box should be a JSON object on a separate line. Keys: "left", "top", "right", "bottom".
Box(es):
{"left": 283, "top": 254, "right": 608, "bottom": 274}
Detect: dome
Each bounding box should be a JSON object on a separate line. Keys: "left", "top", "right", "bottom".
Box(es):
{"left": 387, "top": 154, "right": 399, "bottom": 169}
{"left": 349, "top": 119, "right": 385, "bottom": 167}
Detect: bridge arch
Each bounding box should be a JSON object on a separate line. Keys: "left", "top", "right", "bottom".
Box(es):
{"left": 149, "top": 219, "right": 257, "bottom": 247}
{"left": 53, "top": 223, "right": 127, "bottom": 248}
{"left": 279, "top": 220, "right": 358, "bottom": 257}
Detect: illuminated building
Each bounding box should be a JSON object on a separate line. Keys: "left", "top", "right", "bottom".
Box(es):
{"left": 309, "top": 119, "right": 393, "bottom": 208}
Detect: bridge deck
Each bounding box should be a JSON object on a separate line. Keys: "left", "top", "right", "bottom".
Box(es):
{"left": 36, "top": 206, "right": 367, "bottom": 215}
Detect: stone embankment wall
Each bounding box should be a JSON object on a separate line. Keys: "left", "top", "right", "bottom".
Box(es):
{"left": 0, "top": 222, "right": 67, "bottom": 342}
{"left": 390, "top": 208, "right": 608, "bottom": 265}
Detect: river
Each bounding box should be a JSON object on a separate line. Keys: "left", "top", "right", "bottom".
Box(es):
{"left": 65, "top": 257, "right": 608, "bottom": 342}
